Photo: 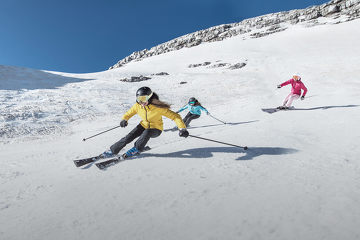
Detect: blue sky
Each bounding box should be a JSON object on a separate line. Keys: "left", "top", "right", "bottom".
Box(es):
{"left": 0, "top": 0, "right": 328, "bottom": 73}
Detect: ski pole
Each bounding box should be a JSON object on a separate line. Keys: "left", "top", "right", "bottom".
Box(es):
{"left": 189, "top": 134, "right": 248, "bottom": 150}
{"left": 209, "top": 114, "right": 227, "bottom": 124}
{"left": 82, "top": 125, "right": 120, "bottom": 141}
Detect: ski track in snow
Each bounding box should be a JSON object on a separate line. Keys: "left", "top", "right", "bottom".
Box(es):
{"left": 1, "top": 17, "right": 360, "bottom": 240}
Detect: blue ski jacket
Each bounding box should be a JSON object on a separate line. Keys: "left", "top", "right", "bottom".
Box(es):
{"left": 177, "top": 104, "right": 209, "bottom": 116}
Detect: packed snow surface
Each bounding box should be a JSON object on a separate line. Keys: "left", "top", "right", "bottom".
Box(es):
{"left": 1, "top": 18, "right": 360, "bottom": 240}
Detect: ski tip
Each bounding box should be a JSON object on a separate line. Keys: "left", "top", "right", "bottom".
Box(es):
{"left": 95, "top": 164, "right": 106, "bottom": 170}
{"left": 73, "top": 160, "right": 85, "bottom": 167}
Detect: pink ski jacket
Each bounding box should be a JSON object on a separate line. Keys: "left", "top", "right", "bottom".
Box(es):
{"left": 280, "top": 78, "right": 308, "bottom": 96}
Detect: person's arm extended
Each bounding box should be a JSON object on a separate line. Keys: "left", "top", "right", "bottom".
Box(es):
{"left": 280, "top": 79, "right": 292, "bottom": 87}
{"left": 301, "top": 83, "right": 308, "bottom": 97}
{"left": 177, "top": 105, "right": 188, "bottom": 113}
{"left": 122, "top": 104, "right": 138, "bottom": 121}
{"left": 162, "top": 108, "right": 186, "bottom": 129}
{"left": 199, "top": 105, "right": 209, "bottom": 114}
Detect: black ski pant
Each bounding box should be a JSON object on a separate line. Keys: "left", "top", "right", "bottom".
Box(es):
{"left": 110, "top": 124, "right": 161, "bottom": 154}
{"left": 183, "top": 112, "right": 200, "bottom": 127}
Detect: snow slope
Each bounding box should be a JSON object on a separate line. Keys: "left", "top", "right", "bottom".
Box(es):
{"left": 1, "top": 18, "right": 360, "bottom": 240}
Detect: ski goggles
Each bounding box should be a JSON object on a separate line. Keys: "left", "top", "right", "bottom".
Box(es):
{"left": 189, "top": 101, "right": 196, "bottom": 105}
{"left": 137, "top": 93, "right": 153, "bottom": 103}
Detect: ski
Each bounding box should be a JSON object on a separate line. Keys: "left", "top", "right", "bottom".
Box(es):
{"left": 96, "top": 146, "right": 151, "bottom": 170}
{"left": 74, "top": 155, "right": 104, "bottom": 167}
{"left": 95, "top": 157, "right": 124, "bottom": 170}
{"left": 262, "top": 107, "right": 294, "bottom": 114}
{"left": 262, "top": 108, "right": 280, "bottom": 114}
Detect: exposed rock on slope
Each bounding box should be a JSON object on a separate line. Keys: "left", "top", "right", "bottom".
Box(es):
{"left": 109, "top": 0, "right": 360, "bottom": 69}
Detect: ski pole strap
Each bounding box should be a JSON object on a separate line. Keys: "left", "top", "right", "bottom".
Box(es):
{"left": 83, "top": 125, "right": 121, "bottom": 141}
{"left": 189, "top": 134, "right": 247, "bottom": 150}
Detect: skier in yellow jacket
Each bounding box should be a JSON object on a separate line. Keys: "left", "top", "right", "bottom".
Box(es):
{"left": 101, "top": 86, "right": 189, "bottom": 159}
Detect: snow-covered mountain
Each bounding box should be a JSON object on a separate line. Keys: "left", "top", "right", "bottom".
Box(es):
{"left": 1, "top": 1, "right": 360, "bottom": 240}
{"left": 109, "top": 0, "right": 360, "bottom": 69}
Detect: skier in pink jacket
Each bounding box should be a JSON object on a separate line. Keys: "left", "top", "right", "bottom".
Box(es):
{"left": 277, "top": 74, "right": 308, "bottom": 109}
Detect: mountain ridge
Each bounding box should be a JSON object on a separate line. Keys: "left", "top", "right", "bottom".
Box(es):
{"left": 109, "top": 0, "right": 360, "bottom": 69}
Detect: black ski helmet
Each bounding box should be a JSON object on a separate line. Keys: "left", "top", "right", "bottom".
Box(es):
{"left": 136, "top": 86, "right": 153, "bottom": 102}
{"left": 136, "top": 86, "right": 152, "bottom": 97}
{"left": 188, "top": 97, "right": 197, "bottom": 103}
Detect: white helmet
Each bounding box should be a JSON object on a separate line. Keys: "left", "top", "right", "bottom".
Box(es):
{"left": 292, "top": 73, "right": 301, "bottom": 81}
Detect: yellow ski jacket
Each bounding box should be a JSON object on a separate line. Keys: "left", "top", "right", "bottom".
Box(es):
{"left": 122, "top": 103, "right": 186, "bottom": 131}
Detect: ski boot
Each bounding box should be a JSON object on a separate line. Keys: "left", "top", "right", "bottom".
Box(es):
{"left": 277, "top": 106, "right": 288, "bottom": 110}
{"left": 99, "top": 149, "right": 115, "bottom": 159}
{"left": 122, "top": 147, "right": 140, "bottom": 159}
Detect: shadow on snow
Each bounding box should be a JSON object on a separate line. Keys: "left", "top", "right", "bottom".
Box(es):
{"left": 0, "top": 66, "right": 94, "bottom": 90}
{"left": 164, "top": 120, "right": 259, "bottom": 132}
{"left": 293, "top": 105, "right": 359, "bottom": 111}
{"left": 188, "top": 120, "right": 259, "bottom": 130}
{"left": 138, "top": 146, "right": 298, "bottom": 161}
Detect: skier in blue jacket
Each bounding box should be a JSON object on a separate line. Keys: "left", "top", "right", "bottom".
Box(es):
{"left": 177, "top": 97, "right": 209, "bottom": 127}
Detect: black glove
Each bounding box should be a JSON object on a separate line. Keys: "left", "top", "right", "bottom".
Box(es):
{"left": 179, "top": 129, "right": 189, "bottom": 138}
{"left": 277, "top": 85, "right": 282, "bottom": 88}
{"left": 301, "top": 96, "right": 305, "bottom": 100}
{"left": 120, "top": 120, "right": 128, "bottom": 128}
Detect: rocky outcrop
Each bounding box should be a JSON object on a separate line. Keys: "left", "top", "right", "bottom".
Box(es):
{"left": 119, "top": 75, "right": 151, "bottom": 82}
{"left": 188, "top": 62, "right": 211, "bottom": 68}
{"left": 151, "top": 72, "right": 169, "bottom": 76}
{"left": 119, "top": 72, "right": 169, "bottom": 82}
{"left": 187, "top": 61, "right": 247, "bottom": 70}
{"left": 228, "top": 63, "right": 247, "bottom": 70}
{"left": 109, "top": 0, "right": 360, "bottom": 69}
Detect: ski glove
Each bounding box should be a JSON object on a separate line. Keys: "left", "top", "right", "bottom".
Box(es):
{"left": 120, "top": 120, "right": 128, "bottom": 128}
{"left": 179, "top": 129, "right": 189, "bottom": 138}
{"left": 277, "top": 85, "right": 282, "bottom": 88}
{"left": 301, "top": 96, "right": 305, "bottom": 100}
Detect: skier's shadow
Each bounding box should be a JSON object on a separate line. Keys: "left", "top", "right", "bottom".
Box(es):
{"left": 138, "top": 146, "right": 298, "bottom": 161}
{"left": 293, "top": 104, "right": 359, "bottom": 111}
{"left": 164, "top": 120, "right": 259, "bottom": 132}
{"left": 190, "top": 120, "right": 259, "bottom": 129}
